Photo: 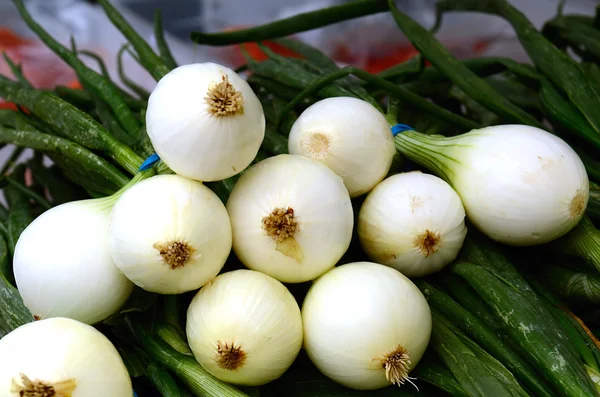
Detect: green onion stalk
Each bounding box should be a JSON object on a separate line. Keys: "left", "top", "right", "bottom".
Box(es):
{"left": 130, "top": 322, "right": 250, "bottom": 397}
{"left": 553, "top": 216, "right": 600, "bottom": 274}
{"left": 540, "top": 264, "right": 600, "bottom": 304}
{"left": 456, "top": 238, "right": 600, "bottom": 397}
{"left": 588, "top": 182, "right": 600, "bottom": 222}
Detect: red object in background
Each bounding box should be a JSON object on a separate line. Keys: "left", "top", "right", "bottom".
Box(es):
{"left": 332, "top": 42, "right": 420, "bottom": 73}
{"left": 0, "top": 27, "right": 81, "bottom": 110}
{"left": 0, "top": 27, "right": 32, "bottom": 49}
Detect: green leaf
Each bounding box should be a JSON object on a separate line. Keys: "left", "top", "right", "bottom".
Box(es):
{"left": 435, "top": 0, "right": 600, "bottom": 139}
{"left": 387, "top": 0, "right": 543, "bottom": 129}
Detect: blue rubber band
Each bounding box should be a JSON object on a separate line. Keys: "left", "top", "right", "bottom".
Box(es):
{"left": 138, "top": 153, "right": 161, "bottom": 171}
{"left": 391, "top": 124, "right": 414, "bottom": 136}
{"left": 133, "top": 390, "right": 138, "bottom": 397}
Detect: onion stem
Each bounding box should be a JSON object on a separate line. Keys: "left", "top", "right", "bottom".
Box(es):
{"left": 393, "top": 130, "right": 460, "bottom": 183}
{"left": 190, "top": 0, "right": 388, "bottom": 46}
{"left": 3, "top": 178, "right": 51, "bottom": 210}
{"left": 0, "top": 77, "right": 144, "bottom": 175}
{"left": 156, "top": 323, "right": 193, "bottom": 356}
{"left": 276, "top": 66, "right": 479, "bottom": 131}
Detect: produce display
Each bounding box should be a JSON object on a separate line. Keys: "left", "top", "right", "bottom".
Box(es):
{"left": 1, "top": 0, "right": 600, "bottom": 396}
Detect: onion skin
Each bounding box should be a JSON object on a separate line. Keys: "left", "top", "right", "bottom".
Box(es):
{"left": 302, "top": 262, "right": 432, "bottom": 390}
{"left": 395, "top": 125, "right": 589, "bottom": 246}
{"left": 288, "top": 96, "right": 396, "bottom": 198}
{"left": 186, "top": 269, "right": 303, "bottom": 386}
{"left": 358, "top": 171, "right": 467, "bottom": 277}
{"left": 226, "top": 154, "right": 354, "bottom": 283}
{"left": 13, "top": 199, "right": 133, "bottom": 325}
{"left": 0, "top": 317, "right": 132, "bottom": 397}
{"left": 108, "top": 174, "right": 233, "bottom": 295}
{"left": 146, "top": 62, "right": 265, "bottom": 182}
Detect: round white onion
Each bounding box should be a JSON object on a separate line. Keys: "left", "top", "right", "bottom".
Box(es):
{"left": 394, "top": 124, "right": 589, "bottom": 246}
{"left": 302, "top": 261, "right": 432, "bottom": 390}
{"left": 186, "top": 269, "right": 303, "bottom": 386}
{"left": 358, "top": 171, "right": 467, "bottom": 277}
{"left": 288, "top": 96, "right": 396, "bottom": 197}
{"left": 146, "top": 62, "right": 266, "bottom": 182}
{"left": 108, "top": 174, "right": 232, "bottom": 294}
{"left": 0, "top": 317, "right": 132, "bottom": 396}
{"left": 14, "top": 199, "right": 133, "bottom": 324}
{"left": 226, "top": 154, "right": 354, "bottom": 283}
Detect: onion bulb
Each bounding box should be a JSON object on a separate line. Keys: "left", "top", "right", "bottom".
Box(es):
{"left": 288, "top": 97, "right": 396, "bottom": 197}
{"left": 108, "top": 174, "right": 232, "bottom": 294}
{"left": 14, "top": 198, "right": 133, "bottom": 324}
{"left": 186, "top": 269, "right": 303, "bottom": 386}
{"left": 226, "top": 154, "right": 354, "bottom": 283}
{"left": 358, "top": 171, "right": 467, "bottom": 277}
{"left": 302, "top": 262, "right": 431, "bottom": 390}
{"left": 394, "top": 124, "right": 589, "bottom": 246}
{"left": 0, "top": 317, "right": 132, "bottom": 397}
{"left": 146, "top": 62, "right": 266, "bottom": 182}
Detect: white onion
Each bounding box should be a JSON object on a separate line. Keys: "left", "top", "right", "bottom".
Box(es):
{"left": 288, "top": 96, "right": 396, "bottom": 197}
{"left": 108, "top": 174, "right": 232, "bottom": 294}
{"left": 146, "top": 62, "right": 266, "bottom": 182}
{"left": 394, "top": 124, "right": 589, "bottom": 246}
{"left": 226, "top": 154, "right": 354, "bottom": 283}
{"left": 186, "top": 269, "right": 303, "bottom": 386}
{"left": 358, "top": 171, "right": 467, "bottom": 277}
{"left": 14, "top": 198, "right": 133, "bottom": 324}
{"left": 0, "top": 317, "right": 132, "bottom": 396}
{"left": 302, "top": 262, "right": 431, "bottom": 390}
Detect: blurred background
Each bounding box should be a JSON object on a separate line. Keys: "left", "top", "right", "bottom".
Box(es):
{"left": 0, "top": 0, "right": 598, "bottom": 166}
{"left": 1, "top": 0, "right": 598, "bottom": 91}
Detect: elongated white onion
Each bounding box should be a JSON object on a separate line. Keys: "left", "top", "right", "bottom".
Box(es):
{"left": 146, "top": 62, "right": 266, "bottom": 182}
{"left": 358, "top": 171, "right": 467, "bottom": 277}
{"left": 302, "top": 262, "right": 432, "bottom": 390}
{"left": 108, "top": 174, "right": 232, "bottom": 294}
{"left": 14, "top": 198, "right": 133, "bottom": 324}
{"left": 0, "top": 317, "right": 132, "bottom": 397}
{"left": 394, "top": 124, "right": 589, "bottom": 245}
{"left": 288, "top": 96, "right": 396, "bottom": 197}
{"left": 226, "top": 154, "right": 354, "bottom": 283}
{"left": 186, "top": 269, "right": 303, "bottom": 386}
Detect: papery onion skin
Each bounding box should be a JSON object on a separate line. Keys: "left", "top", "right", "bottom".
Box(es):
{"left": 288, "top": 97, "right": 396, "bottom": 198}
{"left": 358, "top": 172, "right": 467, "bottom": 277}
{"left": 302, "top": 262, "right": 432, "bottom": 390}
{"left": 186, "top": 269, "right": 303, "bottom": 386}
{"left": 226, "top": 154, "right": 354, "bottom": 283}
{"left": 0, "top": 317, "right": 132, "bottom": 397}
{"left": 108, "top": 174, "right": 232, "bottom": 295}
{"left": 146, "top": 62, "right": 266, "bottom": 182}
{"left": 395, "top": 124, "right": 589, "bottom": 246}
{"left": 14, "top": 200, "right": 134, "bottom": 325}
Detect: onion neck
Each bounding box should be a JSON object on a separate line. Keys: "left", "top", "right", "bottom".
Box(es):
{"left": 93, "top": 169, "right": 156, "bottom": 210}
{"left": 393, "top": 131, "right": 458, "bottom": 183}
{"left": 11, "top": 374, "right": 76, "bottom": 397}
{"left": 554, "top": 216, "right": 600, "bottom": 273}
